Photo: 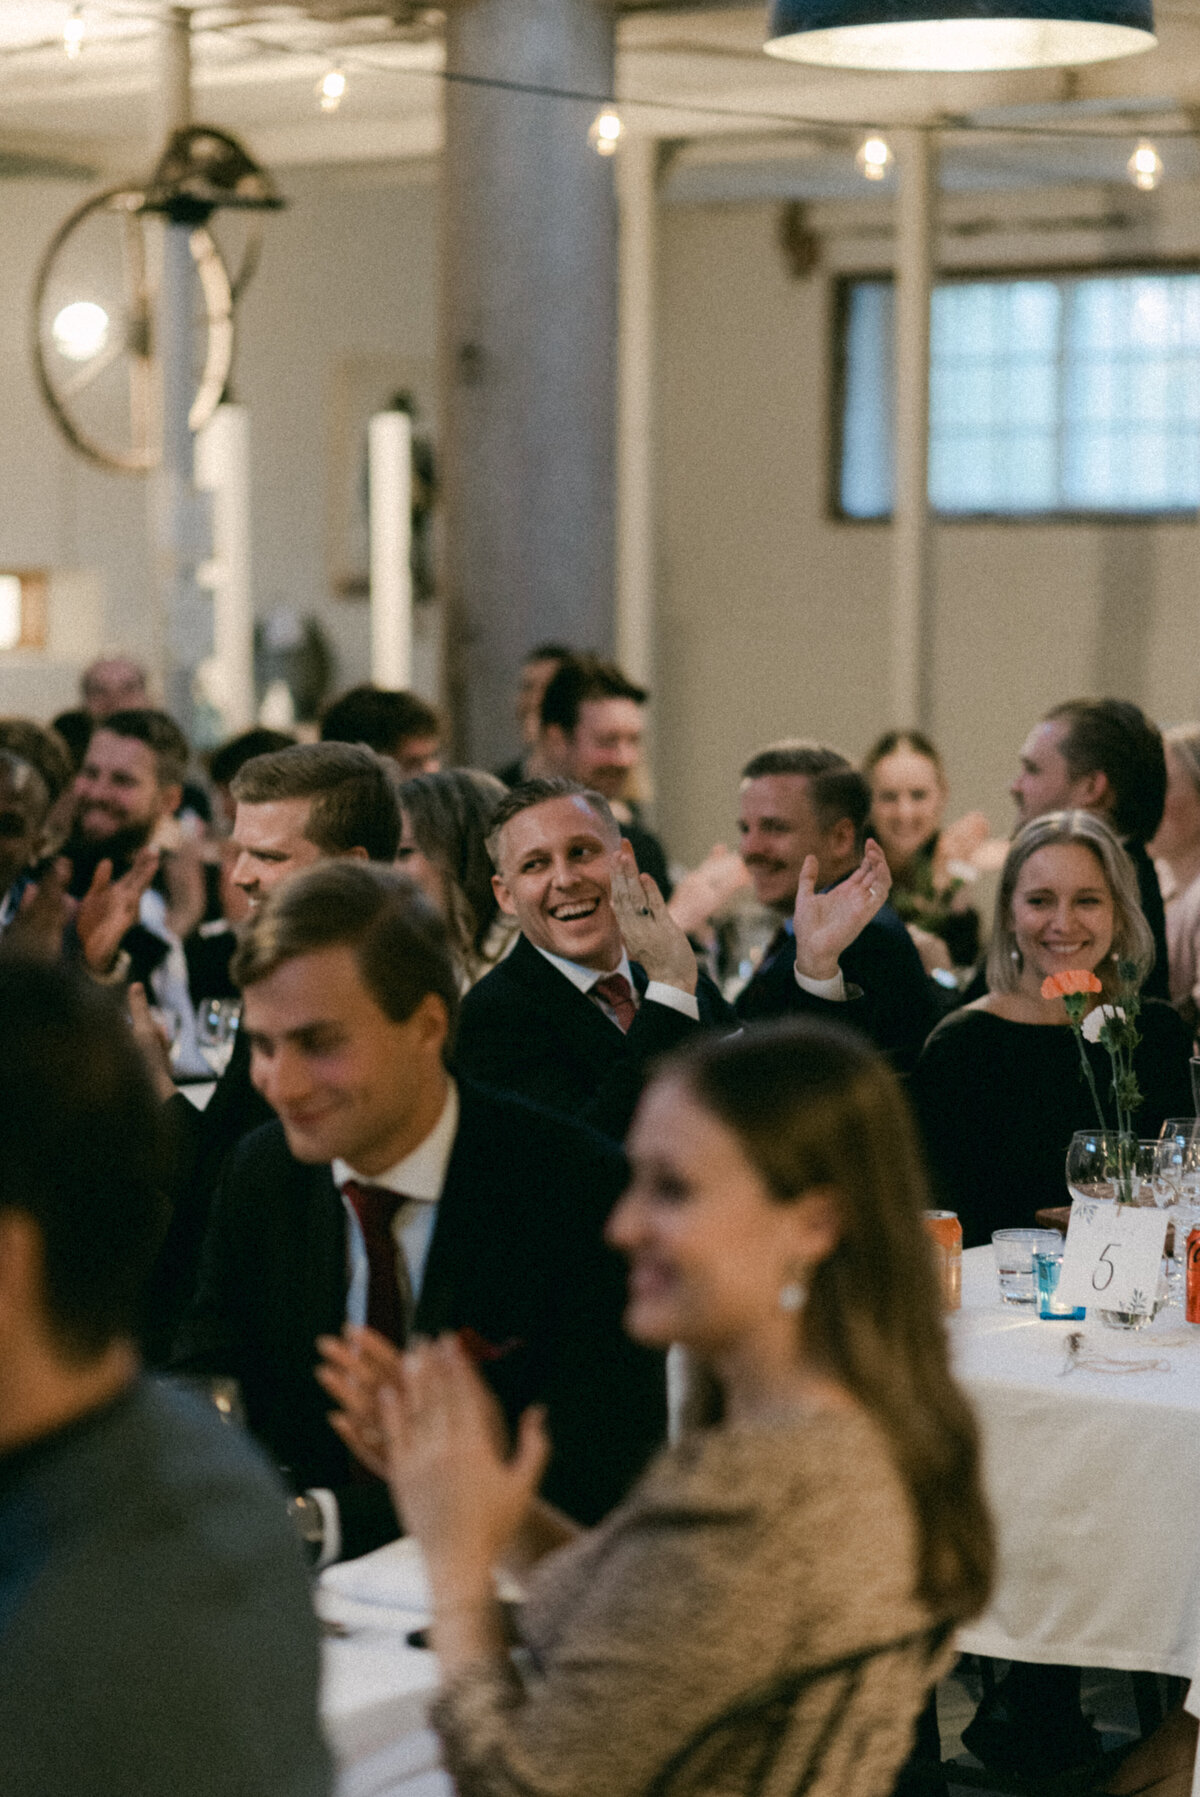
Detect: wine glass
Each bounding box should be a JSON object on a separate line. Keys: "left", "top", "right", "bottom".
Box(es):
{"left": 1156, "top": 1118, "right": 1200, "bottom": 1303}
{"left": 1065, "top": 1129, "right": 1131, "bottom": 1204}
{"left": 197, "top": 997, "right": 241, "bottom": 1077}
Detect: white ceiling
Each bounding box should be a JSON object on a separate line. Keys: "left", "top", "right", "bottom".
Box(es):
{"left": 0, "top": 1, "right": 1199, "bottom": 200}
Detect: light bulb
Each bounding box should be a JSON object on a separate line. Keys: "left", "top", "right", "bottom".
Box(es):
{"left": 588, "top": 110, "right": 624, "bottom": 157}
{"left": 52, "top": 301, "right": 109, "bottom": 362}
{"left": 63, "top": 6, "right": 83, "bottom": 58}
{"left": 318, "top": 68, "right": 346, "bottom": 114}
{"left": 856, "top": 135, "right": 892, "bottom": 180}
{"left": 1128, "top": 140, "right": 1162, "bottom": 191}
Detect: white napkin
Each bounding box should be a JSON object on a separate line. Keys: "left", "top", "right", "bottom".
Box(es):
{"left": 320, "top": 1538, "right": 524, "bottom": 1616}
{"left": 322, "top": 1538, "right": 431, "bottom": 1613}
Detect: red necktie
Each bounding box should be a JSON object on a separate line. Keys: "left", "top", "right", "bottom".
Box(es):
{"left": 341, "top": 1181, "right": 413, "bottom": 1345}
{"left": 594, "top": 972, "right": 637, "bottom": 1033}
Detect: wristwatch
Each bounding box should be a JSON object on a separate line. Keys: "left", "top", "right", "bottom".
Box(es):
{"left": 287, "top": 1491, "right": 325, "bottom": 1566}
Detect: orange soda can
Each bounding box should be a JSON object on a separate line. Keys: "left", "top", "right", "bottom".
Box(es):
{"left": 1186, "top": 1229, "right": 1200, "bottom": 1325}
{"left": 924, "top": 1210, "right": 963, "bottom": 1312}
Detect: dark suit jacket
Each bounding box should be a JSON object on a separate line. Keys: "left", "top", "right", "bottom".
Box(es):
{"left": 735, "top": 905, "right": 937, "bottom": 1077}
{"left": 172, "top": 1077, "right": 665, "bottom": 1559}
{"left": 455, "top": 932, "right": 737, "bottom": 1141}
{"left": 142, "top": 1028, "right": 275, "bottom": 1365}
{"left": 1130, "top": 838, "right": 1171, "bottom": 1004}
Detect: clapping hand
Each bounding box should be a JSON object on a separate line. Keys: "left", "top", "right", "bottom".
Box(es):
{"left": 792, "top": 838, "right": 891, "bottom": 981}
{"left": 667, "top": 844, "right": 752, "bottom": 938}
{"left": 318, "top": 1328, "right": 548, "bottom": 1590}
{"left": 610, "top": 842, "right": 698, "bottom": 994}
{"left": 75, "top": 846, "right": 159, "bottom": 977}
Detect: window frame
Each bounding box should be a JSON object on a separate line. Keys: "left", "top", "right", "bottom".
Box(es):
{"left": 830, "top": 257, "right": 1200, "bottom": 525}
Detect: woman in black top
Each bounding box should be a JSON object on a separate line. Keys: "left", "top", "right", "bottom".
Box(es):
{"left": 914, "top": 809, "right": 1191, "bottom": 1250}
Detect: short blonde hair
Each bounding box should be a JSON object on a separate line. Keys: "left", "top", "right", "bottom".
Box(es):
{"left": 987, "top": 810, "right": 1153, "bottom": 997}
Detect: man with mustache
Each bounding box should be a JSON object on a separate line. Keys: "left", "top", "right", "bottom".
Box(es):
{"left": 735, "top": 742, "right": 936, "bottom": 1075}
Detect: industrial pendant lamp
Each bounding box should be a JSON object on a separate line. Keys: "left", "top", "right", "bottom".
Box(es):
{"left": 765, "top": 0, "right": 1155, "bottom": 71}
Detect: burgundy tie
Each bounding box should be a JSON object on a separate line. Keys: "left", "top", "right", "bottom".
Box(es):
{"left": 594, "top": 972, "right": 637, "bottom": 1033}
{"left": 341, "top": 1181, "right": 413, "bottom": 1345}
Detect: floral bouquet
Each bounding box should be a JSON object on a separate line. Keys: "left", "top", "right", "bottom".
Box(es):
{"left": 1042, "top": 962, "right": 1143, "bottom": 1202}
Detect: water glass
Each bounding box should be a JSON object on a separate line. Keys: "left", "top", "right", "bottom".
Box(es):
{"left": 992, "top": 1228, "right": 1063, "bottom": 1304}
{"left": 197, "top": 997, "right": 241, "bottom": 1077}
{"left": 1034, "top": 1248, "right": 1086, "bottom": 1320}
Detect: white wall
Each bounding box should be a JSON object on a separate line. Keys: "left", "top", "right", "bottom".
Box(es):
{"left": 0, "top": 159, "right": 439, "bottom": 713}
{"left": 654, "top": 181, "right": 1200, "bottom": 863}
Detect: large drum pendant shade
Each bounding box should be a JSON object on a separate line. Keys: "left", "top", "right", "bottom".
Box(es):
{"left": 765, "top": 0, "right": 1155, "bottom": 69}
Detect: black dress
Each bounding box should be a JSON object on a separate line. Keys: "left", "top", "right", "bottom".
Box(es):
{"left": 913, "top": 999, "right": 1193, "bottom": 1247}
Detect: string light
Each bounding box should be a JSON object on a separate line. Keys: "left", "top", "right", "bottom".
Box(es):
{"left": 588, "top": 109, "right": 624, "bottom": 156}
{"left": 317, "top": 67, "right": 346, "bottom": 114}
{"left": 62, "top": 6, "right": 84, "bottom": 59}
{"left": 1128, "top": 139, "right": 1162, "bottom": 190}
{"left": 855, "top": 135, "right": 892, "bottom": 180}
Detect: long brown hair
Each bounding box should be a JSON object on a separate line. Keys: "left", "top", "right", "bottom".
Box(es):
{"left": 664, "top": 1019, "right": 993, "bottom": 1626}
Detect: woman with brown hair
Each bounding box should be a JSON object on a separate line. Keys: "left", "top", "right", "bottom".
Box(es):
{"left": 319, "top": 1019, "right": 992, "bottom": 1797}
{"left": 396, "top": 768, "right": 514, "bottom": 986}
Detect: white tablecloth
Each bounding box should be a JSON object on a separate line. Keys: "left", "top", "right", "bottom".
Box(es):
{"left": 953, "top": 1245, "right": 1200, "bottom": 1678}
{"left": 319, "top": 1540, "right": 451, "bottom": 1797}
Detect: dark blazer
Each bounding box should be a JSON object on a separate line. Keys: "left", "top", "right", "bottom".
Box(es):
{"left": 142, "top": 1028, "right": 275, "bottom": 1365}
{"left": 1130, "top": 838, "right": 1171, "bottom": 1004}
{"left": 455, "top": 932, "right": 738, "bottom": 1141}
{"left": 735, "top": 905, "right": 937, "bottom": 1077}
{"left": 172, "top": 1077, "right": 665, "bottom": 1559}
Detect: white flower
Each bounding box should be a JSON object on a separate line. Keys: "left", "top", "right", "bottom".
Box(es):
{"left": 1082, "top": 1004, "right": 1125, "bottom": 1043}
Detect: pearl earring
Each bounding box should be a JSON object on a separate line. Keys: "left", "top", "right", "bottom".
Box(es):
{"left": 779, "top": 1271, "right": 808, "bottom": 1314}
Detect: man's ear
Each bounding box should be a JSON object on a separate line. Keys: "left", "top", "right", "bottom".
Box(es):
{"left": 492, "top": 871, "right": 518, "bottom": 918}
{"left": 540, "top": 723, "right": 571, "bottom": 772}
{"left": 159, "top": 782, "right": 184, "bottom": 821}
{"left": 412, "top": 991, "right": 450, "bottom": 1056}
{"left": 1072, "top": 768, "right": 1110, "bottom": 813}
{"left": 827, "top": 817, "right": 857, "bottom": 865}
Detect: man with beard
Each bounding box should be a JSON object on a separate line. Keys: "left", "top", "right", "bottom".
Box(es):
{"left": 63, "top": 709, "right": 204, "bottom": 1067}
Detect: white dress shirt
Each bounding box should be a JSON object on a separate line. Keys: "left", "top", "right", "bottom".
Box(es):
{"left": 314, "top": 1081, "right": 460, "bottom": 1564}
{"left": 533, "top": 944, "right": 701, "bottom": 1024}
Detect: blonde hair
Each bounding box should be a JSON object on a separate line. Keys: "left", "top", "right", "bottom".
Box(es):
{"left": 987, "top": 810, "right": 1153, "bottom": 997}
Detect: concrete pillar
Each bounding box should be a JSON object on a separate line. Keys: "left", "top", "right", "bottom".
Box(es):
{"left": 441, "top": 0, "right": 618, "bottom": 766}
{"left": 616, "top": 134, "right": 658, "bottom": 695}
{"left": 891, "top": 126, "right": 936, "bottom": 730}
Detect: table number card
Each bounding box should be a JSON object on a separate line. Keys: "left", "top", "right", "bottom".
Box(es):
{"left": 1056, "top": 1201, "right": 1169, "bottom": 1312}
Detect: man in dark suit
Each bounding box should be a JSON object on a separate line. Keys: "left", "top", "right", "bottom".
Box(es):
{"left": 0, "top": 961, "right": 330, "bottom": 1797}
{"left": 734, "top": 742, "right": 937, "bottom": 1075}
{"left": 456, "top": 779, "right": 738, "bottom": 1139}
{"left": 173, "top": 861, "right": 663, "bottom": 1565}
{"left": 141, "top": 741, "right": 404, "bottom": 1362}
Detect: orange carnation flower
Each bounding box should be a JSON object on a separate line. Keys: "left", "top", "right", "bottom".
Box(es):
{"left": 1040, "top": 969, "right": 1103, "bottom": 1000}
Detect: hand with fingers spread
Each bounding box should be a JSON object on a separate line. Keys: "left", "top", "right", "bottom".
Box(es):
{"left": 792, "top": 838, "right": 892, "bottom": 982}
{"left": 609, "top": 842, "right": 697, "bottom": 993}
{"left": 76, "top": 845, "right": 160, "bottom": 977}
{"left": 0, "top": 859, "right": 74, "bottom": 963}
{"left": 317, "top": 1325, "right": 407, "bottom": 1482}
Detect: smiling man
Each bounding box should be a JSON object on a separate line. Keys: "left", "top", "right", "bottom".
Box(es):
{"left": 454, "top": 779, "right": 736, "bottom": 1140}
{"left": 142, "top": 742, "right": 403, "bottom": 1364}
{"left": 733, "top": 742, "right": 936, "bottom": 1075}
{"left": 172, "top": 862, "right": 663, "bottom": 1563}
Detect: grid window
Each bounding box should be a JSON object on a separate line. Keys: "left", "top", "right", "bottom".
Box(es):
{"left": 838, "top": 270, "right": 1200, "bottom": 517}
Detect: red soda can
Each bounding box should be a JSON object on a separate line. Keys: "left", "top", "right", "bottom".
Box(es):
{"left": 1186, "top": 1229, "right": 1200, "bottom": 1325}
{"left": 924, "top": 1210, "right": 962, "bottom": 1312}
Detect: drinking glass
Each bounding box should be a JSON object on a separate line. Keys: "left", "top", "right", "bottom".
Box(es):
{"left": 992, "top": 1228, "right": 1063, "bottom": 1304}
{"left": 197, "top": 997, "right": 241, "bottom": 1077}
{"left": 1066, "top": 1129, "right": 1137, "bottom": 1205}
{"left": 1034, "top": 1247, "right": 1086, "bottom": 1320}
{"left": 1156, "top": 1119, "right": 1200, "bottom": 1304}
